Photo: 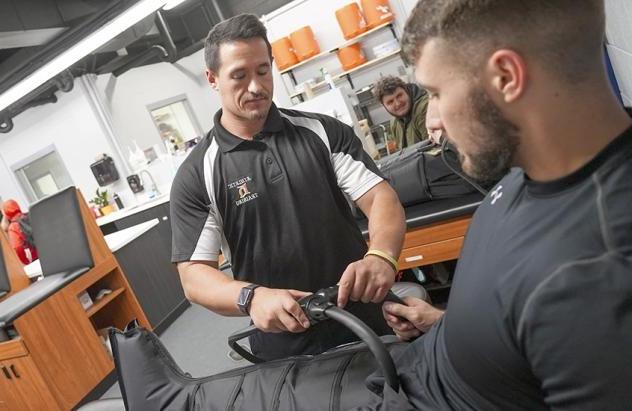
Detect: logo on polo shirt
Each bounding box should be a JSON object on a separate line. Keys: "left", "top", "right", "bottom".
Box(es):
{"left": 228, "top": 176, "right": 259, "bottom": 206}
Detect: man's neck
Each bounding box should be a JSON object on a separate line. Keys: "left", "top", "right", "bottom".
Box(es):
{"left": 517, "top": 91, "right": 631, "bottom": 182}
{"left": 220, "top": 110, "right": 267, "bottom": 140}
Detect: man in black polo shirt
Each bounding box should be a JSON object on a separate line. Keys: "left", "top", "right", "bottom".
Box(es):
{"left": 361, "top": 0, "right": 632, "bottom": 409}
{"left": 170, "top": 14, "right": 405, "bottom": 360}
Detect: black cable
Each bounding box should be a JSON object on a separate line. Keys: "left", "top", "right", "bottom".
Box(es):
{"left": 440, "top": 139, "right": 489, "bottom": 195}
{"left": 227, "top": 324, "right": 265, "bottom": 363}
{"left": 324, "top": 307, "right": 400, "bottom": 392}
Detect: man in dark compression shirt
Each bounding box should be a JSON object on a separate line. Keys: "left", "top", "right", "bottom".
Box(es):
{"left": 369, "top": 1, "right": 632, "bottom": 409}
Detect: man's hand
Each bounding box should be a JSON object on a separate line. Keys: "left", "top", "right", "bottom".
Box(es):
{"left": 382, "top": 297, "right": 444, "bottom": 341}
{"left": 249, "top": 287, "right": 312, "bottom": 333}
{"left": 337, "top": 255, "right": 396, "bottom": 307}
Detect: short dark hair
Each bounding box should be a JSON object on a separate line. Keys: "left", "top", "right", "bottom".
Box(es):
{"left": 204, "top": 14, "right": 272, "bottom": 72}
{"left": 401, "top": 0, "right": 605, "bottom": 83}
{"left": 373, "top": 75, "right": 407, "bottom": 102}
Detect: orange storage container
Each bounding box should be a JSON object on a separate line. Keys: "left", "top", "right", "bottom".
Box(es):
{"left": 337, "top": 43, "right": 366, "bottom": 71}
{"left": 335, "top": 3, "right": 367, "bottom": 40}
{"left": 271, "top": 37, "right": 298, "bottom": 71}
{"left": 289, "top": 26, "right": 321, "bottom": 61}
{"left": 361, "top": 0, "right": 395, "bottom": 29}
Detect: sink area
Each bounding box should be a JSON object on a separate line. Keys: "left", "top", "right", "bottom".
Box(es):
{"left": 96, "top": 192, "right": 170, "bottom": 226}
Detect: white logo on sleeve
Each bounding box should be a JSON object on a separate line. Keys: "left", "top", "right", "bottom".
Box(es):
{"left": 490, "top": 185, "right": 503, "bottom": 205}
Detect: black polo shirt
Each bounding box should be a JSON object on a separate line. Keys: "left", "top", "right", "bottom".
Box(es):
{"left": 170, "top": 104, "right": 391, "bottom": 359}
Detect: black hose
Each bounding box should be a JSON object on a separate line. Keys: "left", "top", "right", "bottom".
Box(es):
{"left": 324, "top": 306, "right": 399, "bottom": 391}
{"left": 227, "top": 324, "right": 264, "bottom": 364}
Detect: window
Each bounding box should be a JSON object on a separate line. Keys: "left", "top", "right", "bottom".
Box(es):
{"left": 148, "top": 95, "right": 202, "bottom": 154}
{"left": 12, "top": 146, "right": 73, "bottom": 202}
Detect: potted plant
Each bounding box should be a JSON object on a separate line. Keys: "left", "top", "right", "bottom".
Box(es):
{"left": 90, "top": 188, "right": 115, "bottom": 216}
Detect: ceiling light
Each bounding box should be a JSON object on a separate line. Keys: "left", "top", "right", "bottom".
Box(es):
{"left": 0, "top": 0, "right": 169, "bottom": 113}
{"left": 163, "top": 0, "right": 190, "bottom": 10}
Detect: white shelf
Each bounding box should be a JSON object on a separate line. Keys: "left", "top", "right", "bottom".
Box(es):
{"left": 289, "top": 48, "right": 402, "bottom": 99}
{"left": 279, "top": 21, "right": 394, "bottom": 75}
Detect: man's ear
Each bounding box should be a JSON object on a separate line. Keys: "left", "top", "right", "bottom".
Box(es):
{"left": 485, "top": 49, "right": 526, "bottom": 104}
{"left": 206, "top": 69, "right": 219, "bottom": 90}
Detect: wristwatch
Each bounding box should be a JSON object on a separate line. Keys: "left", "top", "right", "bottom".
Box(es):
{"left": 237, "top": 284, "right": 260, "bottom": 315}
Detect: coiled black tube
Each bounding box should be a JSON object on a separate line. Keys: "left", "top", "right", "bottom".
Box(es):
{"left": 324, "top": 306, "right": 399, "bottom": 391}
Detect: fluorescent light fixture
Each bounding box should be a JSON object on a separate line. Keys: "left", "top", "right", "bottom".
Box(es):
{"left": 0, "top": 0, "right": 168, "bottom": 112}
{"left": 163, "top": 0, "right": 190, "bottom": 10}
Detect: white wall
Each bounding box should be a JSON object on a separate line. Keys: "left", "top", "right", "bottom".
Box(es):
{"left": 95, "top": 49, "right": 222, "bottom": 157}
{"left": 605, "top": 0, "right": 632, "bottom": 107}
{"left": 0, "top": 84, "right": 132, "bottom": 208}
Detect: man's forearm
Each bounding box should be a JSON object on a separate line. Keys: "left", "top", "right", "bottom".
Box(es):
{"left": 367, "top": 187, "right": 406, "bottom": 260}
{"left": 177, "top": 261, "right": 250, "bottom": 316}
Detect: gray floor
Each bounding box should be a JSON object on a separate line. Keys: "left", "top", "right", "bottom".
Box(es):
{"left": 100, "top": 303, "right": 251, "bottom": 399}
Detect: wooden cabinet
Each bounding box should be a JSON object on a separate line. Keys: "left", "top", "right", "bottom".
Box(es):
{"left": 398, "top": 215, "right": 472, "bottom": 270}
{"left": 0, "top": 356, "right": 60, "bottom": 411}
{"left": 9, "top": 256, "right": 150, "bottom": 410}
{"left": 0, "top": 339, "right": 60, "bottom": 411}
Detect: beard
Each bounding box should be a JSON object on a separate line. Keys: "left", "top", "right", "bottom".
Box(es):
{"left": 459, "top": 87, "right": 520, "bottom": 185}
{"left": 240, "top": 94, "right": 271, "bottom": 121}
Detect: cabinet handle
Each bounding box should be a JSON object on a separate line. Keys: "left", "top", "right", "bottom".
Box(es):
{"left": 1, "top": 366, "right": 11, "bottom": 379}
{"left": 9, "top": 365, "right": 19, "bottom": 378}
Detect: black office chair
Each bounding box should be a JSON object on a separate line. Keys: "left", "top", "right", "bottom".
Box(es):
{"left": 30, "top": 186, "right": 94, "bottom": 277}
{"left": 0, "top": 245, "right": 11, "bottom": 299}
{"left": 0, "top": 187, "right": 94, "bottom": 341}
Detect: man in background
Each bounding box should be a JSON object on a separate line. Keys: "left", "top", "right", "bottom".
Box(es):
{"left": 374, "top": 75, "right": 429, "bottom": 152}
{"left": 2, "top": 199, "right": 37, "bottom": 265}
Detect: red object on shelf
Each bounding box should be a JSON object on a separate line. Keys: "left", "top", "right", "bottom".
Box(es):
{"left": 289, "top": 26, "right": 321, "bottom": 61}
{"left": 361, "top": 0, "right": 394, "bottom": 29}
{"left": 337, "top": 43, "right": 366, "bottom": 71}
{"left": 335, "top": 3, "right": 368, "bottom": 40}
{"left": 271, "top": 37, "right": 299, "bottom": 71}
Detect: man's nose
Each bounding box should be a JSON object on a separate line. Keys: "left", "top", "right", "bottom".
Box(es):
{"left": 248, "top": 78, "right": 265, "bottom": 95}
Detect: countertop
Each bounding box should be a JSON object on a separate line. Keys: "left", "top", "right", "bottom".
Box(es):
{"left": 24, "top": 219, "right": 160, "bottom": 278}
{"left": 96, "top": 193, "right": 170, "bottom": 226}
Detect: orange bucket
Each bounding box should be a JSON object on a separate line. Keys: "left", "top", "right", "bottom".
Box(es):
{"left": 361, "top": 0, "right": 394, "bottom": 29}
{"left": 337, "top": 43, "right": 366, "bottom": 71}
{"left": 271, "top": 37, "right": 298, "bottom": 71}
{"left": 335, "top": 3, "right": 367, "bottom": 40}
{"left": 289, "top": 26, "right": 320, "bottom": 61}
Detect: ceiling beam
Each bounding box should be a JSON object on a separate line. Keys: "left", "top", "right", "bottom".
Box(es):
{"left": 0, "top": 27, "right": 68, "bottom": 50}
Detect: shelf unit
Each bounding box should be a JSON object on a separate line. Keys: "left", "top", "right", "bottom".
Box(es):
{"left": 289, "top": 48, "right": 401, "bottom": 99}
{"left": 85, "top": 288, "right": 125, "bottom": 318}
{"left": 280, "top": 21, "right": 397, "bottom": 76}
{"left": 280, "top": 21, "right": 402, "bottom": 100}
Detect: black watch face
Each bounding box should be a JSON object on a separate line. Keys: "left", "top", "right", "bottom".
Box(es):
{"left": 238, "top": 288, "right": 250, "bottom": 307}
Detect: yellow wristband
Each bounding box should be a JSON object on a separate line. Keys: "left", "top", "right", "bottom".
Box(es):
{"left": 364, "top": 249, "right": 399, "bottom": 272}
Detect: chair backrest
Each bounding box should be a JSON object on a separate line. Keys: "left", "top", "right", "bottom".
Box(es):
{"left": 0, "top": 242, "right": 9, "bottom": 296}
{"left": 29, "top": 187, "right": 94, "bottom": 276}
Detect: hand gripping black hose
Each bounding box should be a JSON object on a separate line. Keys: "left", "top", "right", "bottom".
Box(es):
{"left": 228, "top": 286, "right": 402, "bottom": 390}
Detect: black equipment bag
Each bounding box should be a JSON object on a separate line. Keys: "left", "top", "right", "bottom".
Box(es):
{"left": 377, "top": 140, "right": 478, "bottom": 207}
{"left": 109, "top": 287, "right": 412, "bottom": 411}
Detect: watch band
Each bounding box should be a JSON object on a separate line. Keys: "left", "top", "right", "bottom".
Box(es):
{"left": 237, "top": 283, "right": 260, "bottom": 315}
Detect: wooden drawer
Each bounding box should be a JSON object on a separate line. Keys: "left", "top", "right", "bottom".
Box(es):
{"left": 0, "top": 338, "right": 28, "bottom": 361}
{"left": 399, "top": 237, "right": 465, "bottom": 269}
{"left": 403, "top": 216, "right": 471, "bottom": 249}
